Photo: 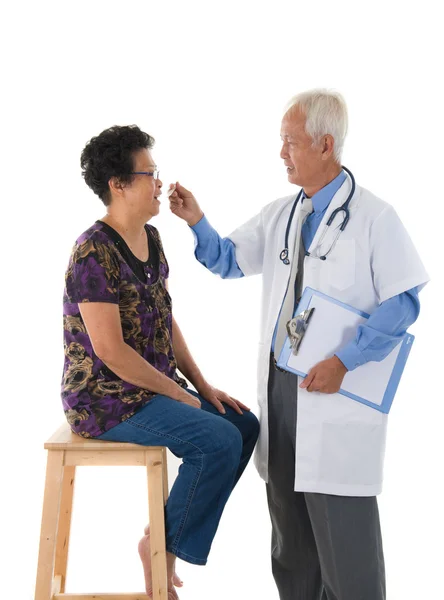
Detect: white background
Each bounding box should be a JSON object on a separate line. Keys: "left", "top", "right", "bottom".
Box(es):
{"left": 2, "top": 1, "right": 443, "bottom": 599}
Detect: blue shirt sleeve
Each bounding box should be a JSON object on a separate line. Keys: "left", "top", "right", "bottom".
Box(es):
{"left": 190, "top": 215, "right": 244, "bottom": 279}
{"left": 335, "top": 286, "right": 421, "bottom": 371}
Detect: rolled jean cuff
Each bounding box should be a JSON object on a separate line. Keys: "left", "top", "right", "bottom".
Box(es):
{"left": 167, "top": 545, "right": 207, "bottom": 566}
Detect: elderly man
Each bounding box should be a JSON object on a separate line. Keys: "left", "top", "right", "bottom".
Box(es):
{"left": 169, "top": 89, "right": 429, "bottom": 600}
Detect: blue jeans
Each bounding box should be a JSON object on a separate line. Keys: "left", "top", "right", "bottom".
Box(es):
{"left": 96, "top": 389, "right": 260, "bottom": 565}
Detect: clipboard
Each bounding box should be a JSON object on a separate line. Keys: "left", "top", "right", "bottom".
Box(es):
{"left": 276, "top": 287, "right": 415, "bottom": 413}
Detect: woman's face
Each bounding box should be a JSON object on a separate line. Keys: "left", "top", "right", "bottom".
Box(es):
{"left": 124, "top": 148, "right": 163, "bottom": 220}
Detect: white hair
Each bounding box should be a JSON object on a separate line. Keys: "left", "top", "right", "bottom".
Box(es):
{"left": 284, "top": 89, "right": 348, "bottom": 162}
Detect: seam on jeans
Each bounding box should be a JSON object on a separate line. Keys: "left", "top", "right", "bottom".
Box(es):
{"left": 124, "top": 417, "right": 206, "bottom": 559}
{"left": 170, "top": 451, "right": 204, "bottom": 552}
{"left": 125, "top": 411, "right": 232, "bottom": 455}
{"left": 124, "top": 417, "right": 204, "bottom": 454}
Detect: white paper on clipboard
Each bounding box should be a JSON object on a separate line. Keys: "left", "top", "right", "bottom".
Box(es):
{"left": 278, "top": 288, "right": 414, "bottom": 411}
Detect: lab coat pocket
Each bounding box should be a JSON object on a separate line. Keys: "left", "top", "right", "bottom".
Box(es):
{"left": 327, "top": 239, "right": 356, "bottom": 291}
{"left": 319, "top": 421, "right": 386, "bottom": 486}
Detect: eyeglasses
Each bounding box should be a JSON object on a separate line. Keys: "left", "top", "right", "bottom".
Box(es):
{"left": 131, "top": 169, "right": 160, "bottom": 179}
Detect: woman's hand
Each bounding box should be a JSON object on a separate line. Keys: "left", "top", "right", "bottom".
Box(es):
{"left": 175, "top": 388, "right": 202, "bottom": 409}
{"left": 168, "top": 182, "right": 204, "bottom": 226}
{"left": 197, "top": 382, "right": 251, "bottom": 415}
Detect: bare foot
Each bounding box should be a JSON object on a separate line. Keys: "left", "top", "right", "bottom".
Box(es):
{"left": 138, "top": 534, "right": 154, "bottom": 598}
{"left": 138, "top": 534, "right": 179, "bottom": 599}
{"left": 144, "top": 524, "right": 183, "bottom": 588}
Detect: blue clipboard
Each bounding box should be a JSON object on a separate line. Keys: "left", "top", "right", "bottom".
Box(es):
{"left": 276, "top": 287, "right": 415, "bottom": 413}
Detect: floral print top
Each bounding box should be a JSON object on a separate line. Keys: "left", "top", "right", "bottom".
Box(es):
{"left": 61, "top": 221, "right": 186, "bottom": 438}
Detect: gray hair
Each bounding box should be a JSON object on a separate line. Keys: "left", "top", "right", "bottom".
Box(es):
{"left": 284, "top": 89, "right": 348, "bottom": 162}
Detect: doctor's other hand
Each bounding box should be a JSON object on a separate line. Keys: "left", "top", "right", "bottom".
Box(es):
{"left": 300, "top": 356, "right": 348, "bottom": 394}
{"left": 169, "top": 182, "right": 204, "bottom": 227}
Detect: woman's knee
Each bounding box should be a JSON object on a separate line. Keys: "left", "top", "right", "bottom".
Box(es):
{"left": 206, "top": 418, "right": 243, "bottom": 460}
{"left": 227, "top": 423, "right": 243, "bottom": 460}
{"left": 242, "top": 410, "right": 260, "bottom": 441}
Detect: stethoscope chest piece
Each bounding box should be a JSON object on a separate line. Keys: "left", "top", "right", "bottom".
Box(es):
{"left": 280, "top": 249, "right": 290, "bottom": 265}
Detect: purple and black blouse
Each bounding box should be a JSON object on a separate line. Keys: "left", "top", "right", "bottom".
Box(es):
{"left": 61, "top": 221, "right": 186, "bottom": 438}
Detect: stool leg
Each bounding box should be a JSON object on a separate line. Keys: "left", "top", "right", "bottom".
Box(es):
{"left": 54, "top": 465, "right": 76, "bottom": 592}
{"left": 162, "top": 447, "right": 169, "bottom": 504}
{"left": 35, "top": 450, "right": 64, "bottom": 600}
{"left": 146, "top": 449, "right": 168, "bottom": 600}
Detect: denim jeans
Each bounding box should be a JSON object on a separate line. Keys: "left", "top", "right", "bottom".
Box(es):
{"left": 96, "top": 388, "right": 260, "bottom": 565}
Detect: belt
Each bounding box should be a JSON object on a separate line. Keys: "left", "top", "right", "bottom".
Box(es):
{"left": 271, "top": 351, "right": 289, "bottom": 374}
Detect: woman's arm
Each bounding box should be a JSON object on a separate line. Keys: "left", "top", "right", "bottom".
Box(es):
{"left": 78, "top": 302, "right": 200, "bottom": 408}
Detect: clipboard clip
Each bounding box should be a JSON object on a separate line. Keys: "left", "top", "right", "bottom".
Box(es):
{"left": 286, "top": 307, "right": 315, "bottom": 355}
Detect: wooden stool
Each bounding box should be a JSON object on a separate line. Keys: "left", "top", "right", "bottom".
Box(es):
{"left": 35, "top": 423, "right": 169, "bottom": 600}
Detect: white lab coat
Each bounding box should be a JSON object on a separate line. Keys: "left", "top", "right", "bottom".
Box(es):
{"left": 229, "top": 176, "right": 429, "bottom": 496}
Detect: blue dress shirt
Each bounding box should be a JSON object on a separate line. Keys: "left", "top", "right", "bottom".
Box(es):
{"left": 190, "top": 173, "right": 420, "bottom": 371}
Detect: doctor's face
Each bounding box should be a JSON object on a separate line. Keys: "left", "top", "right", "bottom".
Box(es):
{"left": 280, "top": 106, "right": 326, "bottom": 189}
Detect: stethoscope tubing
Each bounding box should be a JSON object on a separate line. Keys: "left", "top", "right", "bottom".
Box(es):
{"left": 280, "top": 166, "right": 355, "bottom": 264}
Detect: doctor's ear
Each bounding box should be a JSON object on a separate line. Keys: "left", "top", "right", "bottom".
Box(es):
{"left": 321, "top": 134, "right": 335, "bottom": 160}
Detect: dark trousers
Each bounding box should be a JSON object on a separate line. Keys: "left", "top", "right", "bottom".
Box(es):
{"left": 266, "top": 354, "right": 386, "bottom": 600}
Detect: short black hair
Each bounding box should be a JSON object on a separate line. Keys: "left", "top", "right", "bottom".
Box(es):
{"left": 80, "top": 125, "right": 155, "bottom": 206}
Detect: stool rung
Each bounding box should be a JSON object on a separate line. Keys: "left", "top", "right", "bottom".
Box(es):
{"left": 54, "top": 594, "right": 149, "bottom": 599}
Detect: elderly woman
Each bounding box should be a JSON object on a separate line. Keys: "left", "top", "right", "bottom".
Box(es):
{"left": 61, "top": 125, "right": 260, "bottom": 599}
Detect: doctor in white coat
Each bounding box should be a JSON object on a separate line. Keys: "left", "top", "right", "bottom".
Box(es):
{"left": 169, "top": 89, "right": 429, "bottom": 600}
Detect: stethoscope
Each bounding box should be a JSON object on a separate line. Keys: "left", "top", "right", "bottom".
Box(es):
{"left": 279, "top": 166, "right": 356, "bottom": 264}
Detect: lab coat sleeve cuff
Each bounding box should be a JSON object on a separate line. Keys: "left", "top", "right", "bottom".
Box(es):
{"left": 335, "top": 343, "right": 367, "bottom": 372}
{"left": 378, "top": 276, "right": 430, "bottom": 304}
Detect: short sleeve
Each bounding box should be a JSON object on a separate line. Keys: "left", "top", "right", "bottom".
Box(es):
{"left": 370, "top": 205, "right": 429, "bottom": 303}
{"left": 65, "top": 236, "right": 121, "bottom": 304}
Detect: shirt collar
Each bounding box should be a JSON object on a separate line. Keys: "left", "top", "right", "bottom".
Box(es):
{"left": 302, "top": 170, "right": 347, "bottom": 214}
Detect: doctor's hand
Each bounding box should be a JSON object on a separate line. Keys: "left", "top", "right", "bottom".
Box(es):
{"left": 300, "top": 356, "right": 348, "bottom": 394}
{"left": 197, "top": 382, "right": 251, "bottom": 415}
{"left": 169, "top": 182, "right": 204, "bottom": 227}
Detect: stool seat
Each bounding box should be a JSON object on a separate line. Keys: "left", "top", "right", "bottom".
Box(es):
{"left": 35, "top": 422, "right": 170, "bottom": 600}
{"left": 45, "top": 423, "right": 164, "bottom": 451}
